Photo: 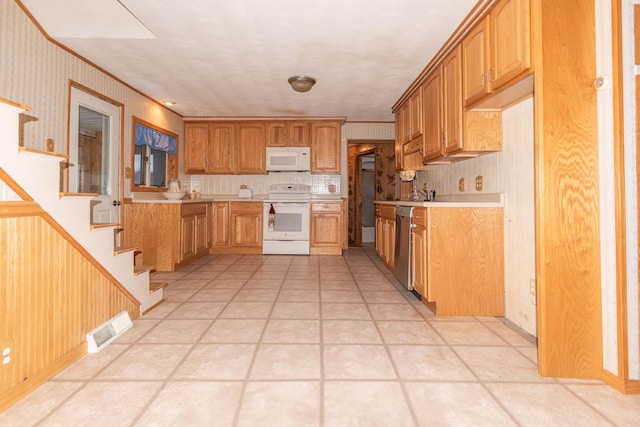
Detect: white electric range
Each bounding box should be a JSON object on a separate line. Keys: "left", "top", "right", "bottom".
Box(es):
{"left": 262, "top": 184, "right": 311, "bottom": 255}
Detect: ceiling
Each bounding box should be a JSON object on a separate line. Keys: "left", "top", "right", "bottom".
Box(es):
{"left": 21, "top": 0, "right": 479, "bottom": 122}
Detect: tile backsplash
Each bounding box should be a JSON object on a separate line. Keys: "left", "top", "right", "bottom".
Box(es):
{"left": 414, "top": 151, "right": 503, "bottom": 196}
{"left": 181, "top": 173, "right": 341, "bottom": 196}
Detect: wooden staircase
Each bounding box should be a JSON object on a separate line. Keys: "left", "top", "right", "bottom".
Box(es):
{"left": 0, "top": 99, "right": 163, "bottom": 313}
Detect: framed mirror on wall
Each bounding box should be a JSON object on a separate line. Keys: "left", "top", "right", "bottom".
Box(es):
{"left": 131, "top": 117, "right": 178, "bottom": 192}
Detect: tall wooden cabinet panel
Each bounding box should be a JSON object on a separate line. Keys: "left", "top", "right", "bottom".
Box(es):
{"left": 210, "top": 202, "right": 229, "bottom": 247}
{"left": 236, "top": 123, "right": 266, "bottom": 174}
{"left": 311, "top": 122, "right": 341, "bottom": 173}
{"left": 422, "top": 67, "right": 443, "bottom": 162}
{"left": 442, "top": 45, "right": 463, "bottom": 155}
{"left": 195, "top": 212, "right": 209, "bottom": 253}
{"left": 184, "top": 123, "right": 208, "bottom": 173}
{"left": 375, "top": 205, "right": 395, "bottom": 270}
{"left": 207, "top": 123, "right": 235, "bottom": 173}
{"left": 411, "top": 208, "right": 428, "bottom": 298}
{"left": 180, "top": 216, "right": 196, "bottom": 261}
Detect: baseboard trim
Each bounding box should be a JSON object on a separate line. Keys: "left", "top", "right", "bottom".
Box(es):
{"left": 602, "top": 369, "right": 640, "bottom": 394}
{"left": 0, "top": 343, "right": 86, "bottom": 412}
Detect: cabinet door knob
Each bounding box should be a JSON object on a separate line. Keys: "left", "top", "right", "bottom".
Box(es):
{"left": 487, "top": 67, "right": 495, "bottom": 83}
{"left": 480, "top": 73, "right": 486, "bottom": 88}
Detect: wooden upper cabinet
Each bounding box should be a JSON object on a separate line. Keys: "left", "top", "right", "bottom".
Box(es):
{"left": 490, "top": 0, "right": 531, "bottom": 89}
{"left": 207, "top": 123, "right": 235, "bottom": 174}
{"left": 289, "top": 122, "right": 310, "bottom": 146}
{"left": 236, "top": 123, "right": 266, "bottom": 174}
{"left": 442, "top": 45, "right": 463, "bottom": 155}
{"left": 462, "top": 0, "right": 531, "bottom": 107}
{"left": 311, "top": 122, "right": 341, "bottom": 173}
{"left": 184, "top": 123, "right": 208, "bottom": 173}
{"left": 462, "top": 17, "right": 491, "bottom": 107}
{"left": 266, "top": 122, "right": 310, "bottom": 147}
{"left": 400, "top": 103, "right": 411, "bottom": 143}
{"left": 422, "top": 66, "right": 443, "bottom": 162}
{"left": 408, "top": 89, "right": 423, "bottom": 140}
{"left": 266, "top": 122, "right": 287, "bottom": 147}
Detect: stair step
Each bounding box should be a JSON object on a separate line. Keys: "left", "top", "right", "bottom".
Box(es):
{"left": 113, "top": 245, "right": 139, "bottom": 255}
{"left": 89, "top": 222, "right": 121, "bottom": 230}
{"left": 18, "top": 146, "right": 69, "bottom": 160}
{"left": 58, "top": 192, "right": 98, "bottom": 198}
{"left": 134, "top": 265, "right": 155, "bottom": 276}
{"left": 149, "top": 281, "right": 168, "bottom": 295}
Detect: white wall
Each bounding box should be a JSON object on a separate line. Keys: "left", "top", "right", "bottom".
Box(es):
{"left": 621, "top": 0, "right": 639, "bottom": 379}
{"left": 0, "top": 0, "right": 184, "bottom": 198}
{"left": 415, "top": 98, "right": 537, "bottom": 336}
{"left": 0, "top": 181, "right": 21, "bottom": 201}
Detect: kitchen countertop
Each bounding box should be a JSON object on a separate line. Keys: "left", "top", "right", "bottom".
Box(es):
{"left": 130, "top": 193, "right": 345, "bottom": 204}
{"left": 375, "top": 193, "right": 504, "bottom": 208}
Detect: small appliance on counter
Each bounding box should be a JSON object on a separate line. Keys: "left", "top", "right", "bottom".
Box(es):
{"left": 238, "top": 185, "right": 253, "bottom": 199}
{"left": 162, "top": 179, "right": 186, "bottom": 200}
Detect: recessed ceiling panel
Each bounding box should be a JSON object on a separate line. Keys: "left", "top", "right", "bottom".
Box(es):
{"left": 21, "top": 0, "right": 154, "bottom": 38}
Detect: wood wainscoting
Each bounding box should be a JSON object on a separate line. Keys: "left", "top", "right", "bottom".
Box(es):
{"left": 0, "top": 201, "right": 140, "bottom": 411}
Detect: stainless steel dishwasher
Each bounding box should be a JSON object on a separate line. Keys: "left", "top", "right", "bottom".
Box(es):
{"left": 393, "top": 206, "right": 413, "bottom": 290}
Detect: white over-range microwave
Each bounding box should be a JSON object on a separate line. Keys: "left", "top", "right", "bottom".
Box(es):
{"left": 266, "top": 147, "right": 310, "bottom": 172}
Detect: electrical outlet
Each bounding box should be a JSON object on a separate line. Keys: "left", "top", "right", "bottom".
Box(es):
{"left": 458, "top": 178, "right": 465, "bottom": 192}
{"left": 475, "top": 175, "right": 483, "bottom": 191}
{"left": 0, "top": 340, "right": 12, "bottom": 371}
{"left": 530, "top": 279, "right": 537, "bottom": 306}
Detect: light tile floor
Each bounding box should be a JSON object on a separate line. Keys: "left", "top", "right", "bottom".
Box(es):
{"left": 2, "top": 247, "right": 640, "bottom": 426}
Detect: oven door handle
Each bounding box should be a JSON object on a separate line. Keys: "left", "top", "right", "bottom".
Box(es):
{"left": 267, "top": 203, "right": 309, "bottom": 208}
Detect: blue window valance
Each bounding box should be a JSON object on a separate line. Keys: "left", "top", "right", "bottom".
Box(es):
{"left": 135, "top": 122, "right": 176, "bottom": 154}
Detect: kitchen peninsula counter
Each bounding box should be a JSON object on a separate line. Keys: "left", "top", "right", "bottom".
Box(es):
{"left": 375, "top": 193, "right": 504, "bottom": 208}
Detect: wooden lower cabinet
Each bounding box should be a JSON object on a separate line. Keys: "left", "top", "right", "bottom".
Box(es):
{"left": 180, "top": 215, "right": 196, "bottom": 261}
{"left": 210, "top": 201, "right": 262, "bottom": 254}
{"left": 375, "top": 204, "right": 396, "bottom": 270}
{"left": 310, "top": 202, "right": 343, "bottom": 255}
{"left": 210, "top": 202, "right": 229, "bottom": 247}
{"left": 411, "top": 208, "right": 428, "bottom": 298}
{"left": 408, "top": 206, "right": 504, "bottom": 316}
{"left": 123, "top": 202, "right": 209, "bottom": 272}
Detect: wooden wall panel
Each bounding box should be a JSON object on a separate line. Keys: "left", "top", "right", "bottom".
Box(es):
{"left": 123, "top": 202, "right": 181, "bottom": 271}
{"left": 635, "top": 5, "right": 640, "bottom": 64}
{"left": 0, "top": 205, "right": 139, "bottom": 411}
{"left": 535, "top": 0, "right": 602, "bottom": 378}
{"left": 428, "top": 208, "right": 504, "bottom": 316}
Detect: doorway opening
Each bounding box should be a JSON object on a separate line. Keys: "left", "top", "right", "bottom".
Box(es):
{"left": 68, "top": 85, "right": 123, "bottom": 224}
{"left": 347, "top": 140, "right": 395, "bottom": 247}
